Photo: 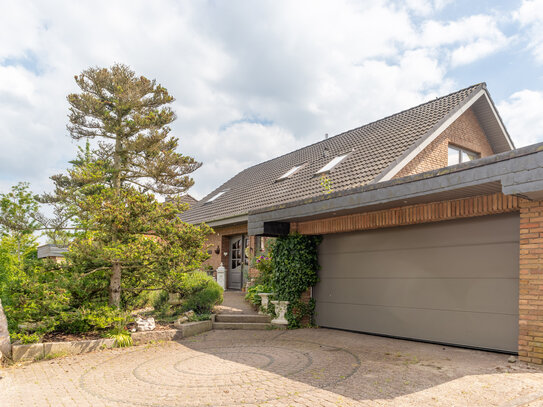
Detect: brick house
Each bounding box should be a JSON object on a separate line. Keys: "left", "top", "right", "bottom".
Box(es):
{"left": 183, "top": 83, "right": 543, "bottom": 363}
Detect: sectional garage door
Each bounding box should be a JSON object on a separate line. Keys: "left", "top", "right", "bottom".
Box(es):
{"left": 313, "top": 214, "right": 520, "bottom": 352}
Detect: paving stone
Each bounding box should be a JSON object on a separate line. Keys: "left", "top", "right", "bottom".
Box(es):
{"left": 2, "top": 328, "right": 543, "bottom": 407}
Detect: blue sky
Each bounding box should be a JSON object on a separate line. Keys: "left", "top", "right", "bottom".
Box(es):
{"left": 1, "top": 0, "right": 543, "bottom": 199}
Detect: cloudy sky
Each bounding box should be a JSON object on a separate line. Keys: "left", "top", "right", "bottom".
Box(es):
{"left": 1, "top": 0, "right": 543, "bottom": 200}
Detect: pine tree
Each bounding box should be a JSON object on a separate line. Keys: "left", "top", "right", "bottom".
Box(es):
{"left": 65, "top": 64, "right": 203, "bottom": 307}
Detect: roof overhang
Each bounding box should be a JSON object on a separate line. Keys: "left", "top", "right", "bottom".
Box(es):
{"left": 248, "top": 142, "right": 543, "bottom": 236}
{"left": 205, "top": 213, "right": 248, "bottom": 228}
{"left": 373, "top": 86, "right": 515, "bottom": 183}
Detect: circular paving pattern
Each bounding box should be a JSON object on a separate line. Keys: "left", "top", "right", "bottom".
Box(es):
{"left": 79, "top": 337, "right": 361, "bottom": 407}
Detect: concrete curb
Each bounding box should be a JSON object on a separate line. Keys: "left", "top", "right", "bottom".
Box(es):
{"left": 11, "top": 320, "right": 213, "bottom": 362}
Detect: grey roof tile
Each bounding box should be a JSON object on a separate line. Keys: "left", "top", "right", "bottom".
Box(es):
{"left": 182, "top": 83, "right": 484, "bottom": 224}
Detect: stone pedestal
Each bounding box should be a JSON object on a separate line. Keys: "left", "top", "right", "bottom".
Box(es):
{"left": 216, "top": 263, "right": 226, "bottom": 289}
{"left": 258, "top": 293, "right": 274, "bottom": 314}
{"left": 270, "top": 300, "right": 289, "bottom": 325}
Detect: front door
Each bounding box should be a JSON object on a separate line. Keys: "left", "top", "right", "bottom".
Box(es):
{"left": 228, "top": 235, "right": 247, "bottom": 290}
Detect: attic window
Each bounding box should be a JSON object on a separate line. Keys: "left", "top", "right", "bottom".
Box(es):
{"left": 447, "top": 145, "right": 479, "bottom": 166}
{"left": 316, "top": 153, "right": 349, "bottom": 174}
{"left": 278, "top": 164, "right": 304, "bottom": 180}
{"left": 205, "top": 190, "right": 227, "bottom": 203}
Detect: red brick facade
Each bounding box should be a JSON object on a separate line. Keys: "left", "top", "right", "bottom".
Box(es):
{"left": 203, "top": 224, "right": 248, "bottom": 271}
{"left": 395, "top": 108, "right": 494, "bottom": 178}
{"left": 519, "top": 199, "right": 543, "bottom": 364}
{"left": 291, "top": 193, "right": 519, "bottom": 235}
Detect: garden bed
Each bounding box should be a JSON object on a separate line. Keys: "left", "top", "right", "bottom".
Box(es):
{"left": 11, "top": 320, "right": 212, "bottom": 362}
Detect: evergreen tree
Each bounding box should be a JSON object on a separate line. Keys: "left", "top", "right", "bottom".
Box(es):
{"left": 64, "top": 64, "right": 203, "bottom": 307}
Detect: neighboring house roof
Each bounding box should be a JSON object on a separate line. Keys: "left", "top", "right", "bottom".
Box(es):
{"left": 37, "top": 244, "right": 68, "bottom": 259}
{"left": 178, "top": 194, "right": 198, "bottom": 206}
{"left": 183, "top": 83, "right": 512, "bottom": 226}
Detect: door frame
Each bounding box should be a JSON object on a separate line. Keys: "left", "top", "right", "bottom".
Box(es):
{"left": 228, "top": 234, "right": 247, "bottom": 290}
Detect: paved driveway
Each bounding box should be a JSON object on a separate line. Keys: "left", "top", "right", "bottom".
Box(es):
{"left": 2, "top": 328, "right": 543, "bottom": 407}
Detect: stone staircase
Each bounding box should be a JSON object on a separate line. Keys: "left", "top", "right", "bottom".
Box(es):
{"left": 212, "top": 314, "right": 272, "bottom": 330}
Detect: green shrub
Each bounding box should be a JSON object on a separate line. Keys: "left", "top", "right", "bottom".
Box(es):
{"left": 245, "top": 283, "right": 273, "bottom": 307}
{"left": 174, "top": 271, "right": 223, "bottom": 314}
{"left": 106, "top": 330, "right": 132, "bottom": 347}
{"left": 10, "top": 332, "right": 41, "bottom": 344}
{"left": 152, "top": 290, "right": 170, "bottom": 316}
{"left": 55, "top": 305, "right": 131, "bottom": 334}
{"left": 271, "top": 234, "right": 321, "bottom": 328}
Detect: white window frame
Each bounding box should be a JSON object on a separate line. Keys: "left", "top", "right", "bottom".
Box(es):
{"left": 206, "top": 190, "right": 227, "bottom": 203}
{"left": 447, "top": 145, "right": 480, "bottom": 166}
{"left": 277, "top": 164, "right": 305, "bottom": 180}
{"left": 316, "top": 153, "right": 350, "bottom": 174}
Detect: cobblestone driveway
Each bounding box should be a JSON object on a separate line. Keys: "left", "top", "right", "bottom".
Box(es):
{"left": 2, "top": 328, "right": 543, "bottom": 407}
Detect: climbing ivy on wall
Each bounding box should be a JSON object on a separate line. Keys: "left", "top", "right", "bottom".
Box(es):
{"left": 270, "top": 234, "right": 322, "bottom": 328}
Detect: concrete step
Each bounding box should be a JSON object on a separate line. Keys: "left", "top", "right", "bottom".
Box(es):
{"left": 215, "top": 314, "right": 271, "bottom": 323}
{"left": 212, "top": 322, "right": 272, "bottom": 330}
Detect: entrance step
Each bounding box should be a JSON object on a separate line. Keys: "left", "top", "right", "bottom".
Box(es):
{"left": 212, "top": 322, "right": 272, "bottom": 330}
{"left": 215, "top": 314, "right": 271, "bottom": 323}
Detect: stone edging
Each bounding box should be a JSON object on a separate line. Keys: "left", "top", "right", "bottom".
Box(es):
{"left": 11, "top": 320, "right": 212, "bottom": 362}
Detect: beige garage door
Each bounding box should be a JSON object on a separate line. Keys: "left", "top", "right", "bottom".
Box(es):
{"left": 314, "top": 214, "right": 519, "bottom": 352}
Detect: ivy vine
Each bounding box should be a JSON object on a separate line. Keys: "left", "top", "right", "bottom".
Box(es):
{"left": 270, "top": 233, "right": 322, "bottom": 328}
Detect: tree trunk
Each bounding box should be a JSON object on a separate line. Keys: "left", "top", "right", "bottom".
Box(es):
{"left": 109, "top": 261, "right": 122, "bottom": 307}
{"left": 109, "top": 133, "right": 123, "bottom": 308}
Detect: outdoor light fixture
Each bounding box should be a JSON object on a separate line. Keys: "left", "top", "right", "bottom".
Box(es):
{"left": 214, "top": 246, "right": 220, "bottom": 254}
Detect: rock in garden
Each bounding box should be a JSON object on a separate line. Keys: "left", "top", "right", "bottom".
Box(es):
{"left": 174, "top": 316, "right": 189, "bottom": 329}
{"left": 508, "top": 356, "right": 517, "bottom": 363}
{"left": 135, "top": 317, "right": 156, "bottom": 332}
{"left": 183, "top": 310, "right": 195, "bottom": 319}
{"left": 0, "top": 299, "right": 11, "bottom": 359}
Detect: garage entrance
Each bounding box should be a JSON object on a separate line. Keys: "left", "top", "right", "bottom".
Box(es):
{"left": 313, "top": 214, "right": 520, "bottom": 352}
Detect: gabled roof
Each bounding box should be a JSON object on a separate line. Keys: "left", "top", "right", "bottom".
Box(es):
{"left": 183, "top": 83, "right": 512, "bottom": 225}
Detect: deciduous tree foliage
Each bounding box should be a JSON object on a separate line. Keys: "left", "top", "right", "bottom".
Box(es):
{"left": 0, "top": 183, "right": 39, "bottom": 263}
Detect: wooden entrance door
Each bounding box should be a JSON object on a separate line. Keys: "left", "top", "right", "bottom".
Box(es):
{"left": 228, "top": 235, "right": 247, "bottom": 290}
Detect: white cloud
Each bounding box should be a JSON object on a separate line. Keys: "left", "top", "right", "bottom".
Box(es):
{"left": 416, "top": 15, "right": 510, "bottom": 66}
{"left": 515, "top": 0, "right": 543, "bottom": 63}
{"left": 498, "top": 90, "right": 543, "bottom": 147}
{"left": 404, "top": 0, "right": 452, "bottom": 16}
{"left": 184, "top": 122, "right": 303, "bottom": 199}
{"left": 0, "top": 0, "right": 521, "bottom": 201}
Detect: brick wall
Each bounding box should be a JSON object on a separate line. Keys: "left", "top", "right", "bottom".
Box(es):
{"left": 519, "top": 199, "right": 543, "bottom": 364}
{"left": 395, "top": 108, "right": 494, "bottom": 178}
{"left": 292, "top": 193, "right": 519, "bottom": 235}
{"left": 203, "top": 223, "right": 248, "bottom": 271}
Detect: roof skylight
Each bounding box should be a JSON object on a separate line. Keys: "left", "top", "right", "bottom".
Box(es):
{"left": 206, "top": 190, "right": 227, "bottom": 203}
{"left": 316, "top": 153, "right": 349, "bottom": 174}
{"left": 278, "top": 164, "right": 304, "bottom": 180}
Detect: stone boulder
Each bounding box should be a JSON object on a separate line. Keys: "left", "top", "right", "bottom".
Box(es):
{"left": 0, "top": 299, "right": 12, "bottom": 359}
{"left": 135, "top": 317, "right": 156, "bottom": 332}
